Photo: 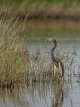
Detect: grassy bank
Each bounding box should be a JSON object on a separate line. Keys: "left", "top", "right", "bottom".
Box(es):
{"left": 0, "top": 0, "right": 80, "bottom": 20}
{"left": 0, "top": 0, "right": 80, "bottom": 6}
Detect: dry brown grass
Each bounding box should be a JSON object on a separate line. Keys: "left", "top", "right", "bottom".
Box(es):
{"left": 0, "top": 20, "right": 29, "bottom": 86}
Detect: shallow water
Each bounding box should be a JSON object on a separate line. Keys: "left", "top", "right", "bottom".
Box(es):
{"left": 0, "top": 21, "right": 80, "bottom": 107}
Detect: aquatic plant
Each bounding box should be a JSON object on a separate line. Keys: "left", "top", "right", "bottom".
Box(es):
{"left": 0, "top": 20, "right": 29, "bottom": 86}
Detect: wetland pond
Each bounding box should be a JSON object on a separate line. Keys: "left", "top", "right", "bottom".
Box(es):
{"left": 0, "top": 20, "right": 80, "bottom": 107}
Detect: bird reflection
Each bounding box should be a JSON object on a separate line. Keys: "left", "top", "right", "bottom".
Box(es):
{"left": 52, "top": 81, "right": 64, "bottom": 107}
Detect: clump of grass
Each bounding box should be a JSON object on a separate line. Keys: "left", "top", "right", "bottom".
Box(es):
{"left": 0, "top": 20, "right": 29, "bottom": 86}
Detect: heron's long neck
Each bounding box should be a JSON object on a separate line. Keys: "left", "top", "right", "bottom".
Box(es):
{"left": 51, "top": 46, "right": 56, "bottom": 63}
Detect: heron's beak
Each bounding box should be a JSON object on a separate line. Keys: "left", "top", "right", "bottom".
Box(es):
{"left": 47, "top": 38, "right": 53, "bottom": 42}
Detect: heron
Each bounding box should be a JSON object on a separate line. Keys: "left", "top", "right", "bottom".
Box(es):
{"left": 48, "top": 38, "right": 64, "bottom": 77}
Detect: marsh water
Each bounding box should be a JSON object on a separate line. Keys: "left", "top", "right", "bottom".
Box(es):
{"left": 0, "top": 20, "right": 80, "bottom": 107}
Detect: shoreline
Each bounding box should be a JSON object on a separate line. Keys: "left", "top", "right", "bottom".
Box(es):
{"left": 1, "top": 7, "right": 80, "bottom": 21}
{"left": 1, "top": 12, "right": 80, "bottom": 21}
